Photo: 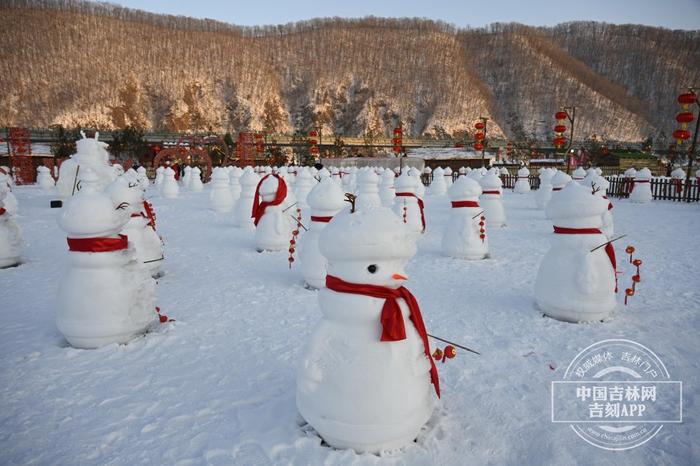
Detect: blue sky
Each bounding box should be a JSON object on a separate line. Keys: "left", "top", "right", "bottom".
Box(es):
{"left": 114, "top": 0, "right": 700, "bottom": 30}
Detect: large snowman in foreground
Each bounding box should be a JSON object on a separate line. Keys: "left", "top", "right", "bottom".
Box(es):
{"left": 297, "top": 207, "right": 440, "bottom": 453}
{"left": 56, "top": 169, "right": 157, "bottom": 348}
{"left": 534, "top": 182, "right": 617, "bottom": 322}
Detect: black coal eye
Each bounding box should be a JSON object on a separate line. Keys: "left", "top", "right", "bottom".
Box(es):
{"left": 367, "top": 264, "right": 378, "bottom": 274}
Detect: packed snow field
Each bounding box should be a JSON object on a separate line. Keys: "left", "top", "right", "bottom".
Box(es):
{"left": 1, "top": 185, "right": 699, "bottom": 465}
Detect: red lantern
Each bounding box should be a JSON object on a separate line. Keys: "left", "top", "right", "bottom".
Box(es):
{"left": 676, "top": 112, "right": 695, "bottom": 124}
{"left": 678, "top": 92, "right": 697, "bottom": 105}
{"left": 474, "top": 122, "right": 485, "bottom": 130}
{"left": 553, "top": 136, "right": 567, "bottom": 147}
{"left": 309, "top": 130, "right": 318, "bottom": 137}
{"left": 393, "top": 128, "right": 402, "bottom": 135}
{"left": 474, "top": 142, "right": 484, "bottom": 151}
{"left": 444, "top": 345, "right": 457, "bottom": 359}
{"left": 673, "top": 129, "right": 691, "bottom": 140}
{"left": 554, "top": 124, "right": 567, "bottom": 133}
{"left": 555, "top": 111, "right": 568, "bottom": 120}
{"left": 474, "top": 132, "right": 485, "bottom": 141}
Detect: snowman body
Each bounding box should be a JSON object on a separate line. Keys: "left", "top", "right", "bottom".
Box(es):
{"left": 428, "top": 167, "right": 447, "bottom": 195}
{"left": 299, "top": 179, "right": 344, "bottom": 289}
{"left": 442, "top": 177, "right": 488, "bottom": 259}
{"left": 534, "top": 183, "right": 616, "bottom": 322}
{"left": 513, "top": 167, "right": 531, "bottom": 193}
{"left": 56, "top": 171, "right": 156, "bottom": 348}
{"left": 161, "top": 167, "right": 179, "bottom": 198}
{"left": 210, "top": 168, "right": 234, "bottom": 213}
{"left": 409, "top": 168, "right": 426, "bottom": 199}
{"left": 0, "top": 183, "right": 23, "bottom": 268}
{"left": 629, "top": 168, "right": 653, "bottom": 203}
{"left": 232, "top": 168, "right": 259, "bottom": 228}
{"left": 480, "top": 171, "right": 506, "bottom": 228}
{"left": 392, "top": 173, "right": 424, "bottom": 235}
{"left": 254, "top": 176, "right": 292, "bottom": 251}
{"left": 297, "top": 208, "right": 435, "bottom": 453}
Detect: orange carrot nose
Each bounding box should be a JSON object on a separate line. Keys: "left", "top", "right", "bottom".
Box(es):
{"left": 392, "top": 273, "right": 408, "bottom": 280}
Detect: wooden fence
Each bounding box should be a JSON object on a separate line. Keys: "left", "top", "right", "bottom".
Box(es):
{"left": 420, "top": 173, "right": 700, "bottom": 202}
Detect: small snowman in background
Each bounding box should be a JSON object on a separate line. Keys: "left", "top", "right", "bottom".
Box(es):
{"left": 37, "top": 166, "right": 55, "bottom": 191}
{"left": 190, "top": 167, "right": 204, "bottom": 192}
{"left": 571, "top": 166, "right": 586, "bottom": 183}
{"left": 479, "top": 169, "right": 506, "bottom": 228}
{"left": 136, "top": 166, "right": 149, "bottom": 190}
{"left": 161, "top": 167, "right": 179, "bottom": 199}
{"left": 379, "top": 169, "right": 396, "bottom": 207}
{"left": 535, "top": 168, "right": 555, "bottom": 209}
{"left": 295, "top": 168, "right": 314, "bottom": 211}
{"left": 355, "top": 169, "right": 381, "bottom": 211}
{"left": 550, "top": 170, "right": 571, "bottom": 195}
{"left": 513, "top": 166, "right": 530, "bottom": 193}
{"left": 0, "top": 173, "right": 18, "bottom": 216}
{"left": 443, "top": 166, "right": 454, "bottom": 188}
{"left": 670, "top": 166, "right": 686, "bottom": 194}
{"left": 393, "top": 172, "right": 425, "bottom": 236}
{"left": 442, "top": 176, "right": 489, "bottom": 260}
{"left": 428, "top": 167, "right": 447, "bottom": 195}
{"left": 154, "top": 166, "right": 165, "bottom": 187}
{"left": 56, "top": 168, "right": 157, "bottom": 348}
{"left": 299, "top": 178, "right": 345, "bottom": 289}
{"left": 232, "top": 167, "right": 259, "bottom": 229}
{"left": 252, "top": 174, "right": 292, "bottom": 251}
{"left": 535, "top": 182, "right": 617, "bottom": 322}
{"left": 409, "top": 167, "right": 426, "bottom": 199}
{"left": 297, "top": 207, "right": 439, "bottom": 453}
{"left": 209, "top": 167, "right": 234, "bottom": 213}
{"left": 181, "top": 166, "right": 192, "bottom": 189}
{"left": 0, "top": 178, "right": 23, "bottom": 268}
{"left": 629, "top": 167, "right": 653, "bottom": 203}
{"left": 229, "top": 166, "right": 243, "bottom": 201}
{"left": 106, "top": 175, "right": 165, "bottom": 278}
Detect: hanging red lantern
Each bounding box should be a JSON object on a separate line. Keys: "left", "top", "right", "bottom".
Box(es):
{"left": 393, "top": 127, "right": 402, "bottom": 135}
{"left": 678, "top": 92, "right": 697, "bottom": 105}
{"left": 673, "top": 129, "right": 691, "bottom": 140}
{"left": 555, "top": 111, "right": 568, "bottom": 120}
{"left": 474, "top": 142, "right": 484, "bottom": 151}
{"left": 554, "top": 124, "right": 567, "bottom": 133}
{"left": 553, "top": 136, "right": 567, "bottom": 147}
{"left": 474, "top": 122, "right": 485, "bottom": 130}
{"left": 676, "top": 112, "right": 695, "bottom": 124}
{"left": 309, "top": 130, "right": 318, "bottom": 137}
{"left": 474, "top": 132, "right": 485, "bottom": 141}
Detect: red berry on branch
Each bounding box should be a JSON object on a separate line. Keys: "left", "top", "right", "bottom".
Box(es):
{"left": 293, "top": 230, "right": 299, "bottom": 236}
{"left": 625, "top": 246, "right": 635, "bottom": 254}
{"left": 632, "top": 275, "right": 641, "bottom": 283}
{"left": 625, "top": 288, "right": 634, "bottom": 296}
{"left": 159, "top": 315, "right": 168, "bottom": 323}
{"left": 289, "top": 247, "right": 295, "bottom": 253}
{"left": 444, "top": 345, "right": 457, "bottom": 359}
{"left": 432, "top": 348, "right": 443, "bottom": 360}
{"left": 632, "top": 259, "right": 642, "bottom": 267}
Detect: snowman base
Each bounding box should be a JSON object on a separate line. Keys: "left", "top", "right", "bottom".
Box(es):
{"left": 0, "top": 258, "right": 21, "bottom": 269}
{"left": 537, "top": 301, "right": 616, "bottom": 323}
{"left": 60, "top": 327, "right": 150, "bottom": 349}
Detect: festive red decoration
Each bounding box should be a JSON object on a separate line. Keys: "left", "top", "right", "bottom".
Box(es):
{"left": 555, "top": 111, "right": 568, "bottom": 120}
{"left": 676, "top": 112, "right": 695, "bottom": 124}
{"left": 632, "top": 259, "right": 642, "bottom": 267}
{"left": 309, "top": 130, "right": 318, "bottom": 137}
{"left": 67, "top": 235, "right": 128, "bottom": 253}
{"left": 673, "top": 129, "right": 691, "bottom": 140}
{"left": 325, "top": 275, "right": 440, "bottom": 397}
{"left": 553, "top": 136, "right": 567, "bottom": 147}
{"left": 310, "top": 216, "right": 333, "bottom": 223}
{"left": 554, "top": 124, "right": 567, "bottom": 133}
{"left": 450, "top": 201, "right": 480, "bottom": 208}
{"left": 433, "top": 348, "right": 443, "bottom": 360}
{"left": 474, "top": 132, "right": 485, "bottom": 141}
{"left": 678, "top": 92, "right": 697, "bottom": 105}
{"left": 251, "top": 175, "right": 288, "bottom": 226}
{"left": 474, "top": 143, "right": 484, "bottom": 151}
{"left": 632, "top": 274, "right": 641, "bottom": 283}
{"left": 395, "top": 192, "right": 426, "bottom": 232}
{"left": 554, "top": 226, "right": 617, "bottom": 291}
{"left": 444, "top": 345, "right": 457, "bottom": 359}
{"left": 474, "top": 122, "right": 485, "bottom": 130}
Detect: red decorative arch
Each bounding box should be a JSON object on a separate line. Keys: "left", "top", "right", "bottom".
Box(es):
{"left": 152, "top": 136, "right": 214, "bottom": 180}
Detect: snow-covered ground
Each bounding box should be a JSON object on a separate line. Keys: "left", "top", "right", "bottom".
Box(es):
{"left": 1, "top": 185, "right": 698, "bottom": 465}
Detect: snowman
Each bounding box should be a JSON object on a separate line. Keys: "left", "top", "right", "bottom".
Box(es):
{"left": 252, "top": 174, "right": 292, "bottom": 251}
{"left": 590, "top": 174, "right": 614, "bottom": 239}
{"left": 379, "top": 169, "right": 396, "bottom": 207}
{"left": 154, "top": 166, "right": 165, "bottom": 187}
{"left": 535, "top": 168, "right": 555, "bottom": 209}
{"left": 56, "top": 168, "right": 157, "bottom": 348}
{"left": 106, "top": 176, "right": 165, "bottom": 278}
{"left": 297, "top": 207, "right": 439, "bottom": 453}
{"left": 467, "top": 168, "right": 483, "bottom": 183}
{"left": 513, "top": 166, "right": 530, "bottom": 193}
{"left": 295, "top": 167, "right": 314, "bottom": 211}
{"left": 629, "top": 167, "right": 653, "bottom": 203}
{"left": 550, "top": 170, "right": 571, "bottom": 195}
{"left": 210, "top": 167, "right": 234, "bottom": 213}
{"left": 37, "top": 166, "right": 55, "bottom": 191}
{"left": 190, "top": 167, "right": 204, "bottom": 192}
{"left": 232, "top": 167, "right": 259, "bottom": 229}
{"left": 182, "top": 166, "right": 193, "bottom": 189}
{"left": 161, "top": 167, "right": 179, "bottom": 199}
{"left": 534, "top": 182, "right": 617, "bottom": 322}
{"left": 393, "top": 172, "right": 425, "bottom": 235}
{"left": 571, "top": 166, "right": 587, "bottom": 183}
{"left": 479, "top": 170, "right": 506, "bottom": 228}
{"left": 670, "top": 166, "right": 686, "bottom": 195}
{"left": 0, "top": 179, "right": 23, "bottom": 268}
{"left": 442, "top": 176, "right": 488, "bottom": 260}
{"left": 0, "top": 173, "right": 18, "bottom": 216}
{"left": 299, "top": 178, "right": 345, "bottom": 289}
{"left": 56, "top": 132, "right": 117, "bottom": 198}
{"left": 229, "top": 166, "right": 243, "bottom": 201}
{"left": 443, "top": 167, "right": 454, "bottom": 188}
{"left": 136, "top": 166, "right": 149, "bottom": 191}
{"left": 428, "top": 167, "right": 447, "bottom": 195}
{"left": 355, "top": 169, "right": 381, "bottom": 211}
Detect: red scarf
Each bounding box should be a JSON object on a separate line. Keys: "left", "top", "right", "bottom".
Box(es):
{"left": 481, "top": 190, "right": 501, "bottom": 195}
{"left": 451, "top": 200, "right": 479, "bottom": 208}
{"left": 325, "top": 275, "right": 440, "bottom": 398}
{"left": 602, "top": 196, "right": 613, "bottom": 210}
{"left": 395, "top": 192, "right": 426, "bottom": 232}
{"left": 553, "top": 226, "right": 617, "bottom": 291}
{"left": 671, "top": 178, "right": 683, "bottom": 193}
{"left": 142, "top": 200, "right": 157, "bottom": 230}
{"left": 0, "top": 207, "right": 5, "bottom": 216}
{"left": 311, "top": 215, "right": 333, "bottom": 223}
{"left": 67, "top": 235, "right": 128, "bottom": 252}
{"left": 251, "top": 174, "right": 287, "bottom": 226}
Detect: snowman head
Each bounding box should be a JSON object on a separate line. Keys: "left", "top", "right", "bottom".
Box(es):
{"left": 258, "top": 175, "right": 282, "bottom": 201}
{"left": 395, "top": 172, "right": 416, "bottom": 194}
{"left": 546, "top": 182, "right": 607, "bottom": 228}
{"left": 75, "top": 132, "right": 109, "bottom": 166}
{"left": 449, "top": 175, "right": 482, "bottom": 201}
{"left": 319, "top": 207, "right": 416, "bottom": 289}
